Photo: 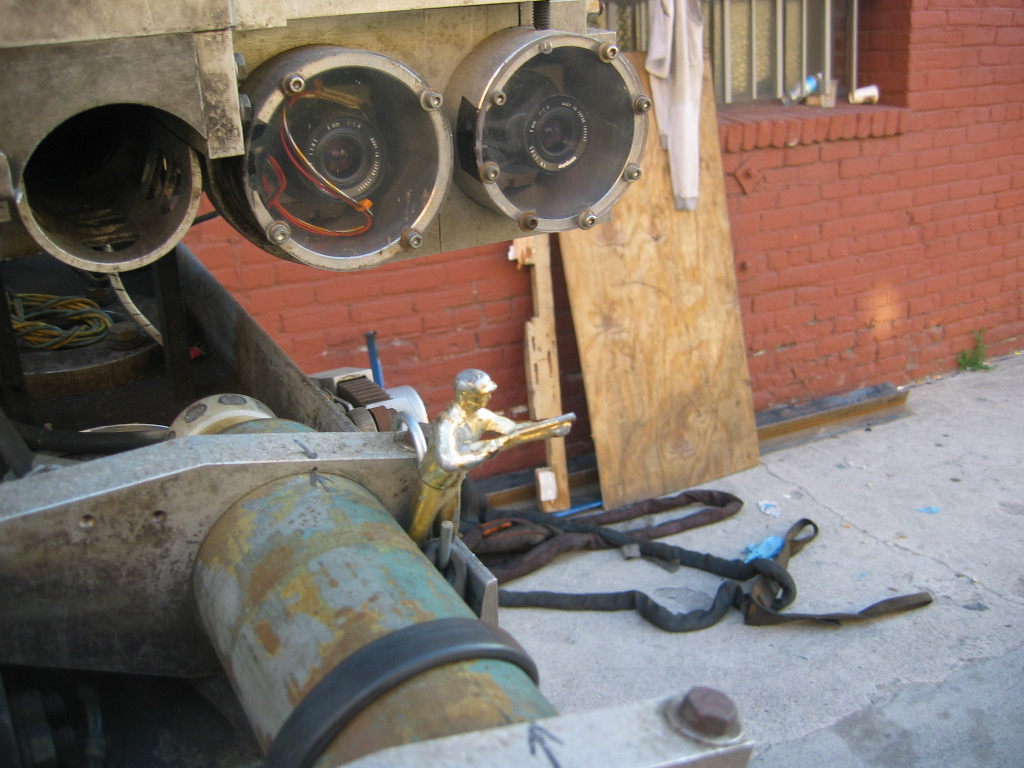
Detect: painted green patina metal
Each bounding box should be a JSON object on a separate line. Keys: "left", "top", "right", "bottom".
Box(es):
{"left": 194, "top": 471, "right": 554, "bottom": 765}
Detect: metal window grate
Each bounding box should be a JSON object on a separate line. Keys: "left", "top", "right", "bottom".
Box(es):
{"left": 598, "top": 0, "right": 855, "bottom": 105}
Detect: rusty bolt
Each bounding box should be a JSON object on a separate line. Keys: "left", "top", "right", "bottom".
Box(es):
{"left": 107, "top": 321, "right": 144, "bottom": 350}
{"left": 677, "top": 686, "right": 739, "bottom": 738}
{"left": 479, "top": 162, "right": 501, "bottom": 183}
{"left": 518, "top": 211, "right": 540, "bottom": 232}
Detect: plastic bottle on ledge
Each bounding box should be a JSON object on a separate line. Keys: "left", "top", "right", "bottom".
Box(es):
{"left": 782, "top": 73, "right": 821, "bottom": 106}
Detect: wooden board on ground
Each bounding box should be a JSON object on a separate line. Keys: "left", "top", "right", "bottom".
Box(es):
{"left": 558, "top": 58, "right": 759, "bottom": 509}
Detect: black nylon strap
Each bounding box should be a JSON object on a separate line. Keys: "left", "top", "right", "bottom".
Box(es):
{"left": 264, "top": 617, "right": 538, "bottom": 768}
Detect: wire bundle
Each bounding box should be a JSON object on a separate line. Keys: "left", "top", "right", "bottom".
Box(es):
{"left": 7, "top": 291, "right": 114, "bottom": 350}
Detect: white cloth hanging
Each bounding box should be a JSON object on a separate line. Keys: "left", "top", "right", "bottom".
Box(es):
{"left": 645, "top": 0, "right": 704, "bottom": 211}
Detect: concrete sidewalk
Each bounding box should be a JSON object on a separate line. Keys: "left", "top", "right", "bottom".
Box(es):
{"left": 498, "top": 353, "right": 1024, "bottom": 768}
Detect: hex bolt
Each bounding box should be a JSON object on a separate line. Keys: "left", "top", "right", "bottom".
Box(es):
{"left": 239, "top": 93, "right": 253, "bottom": 125}
{"left": 623, "top": 164, "right": 643, "bottom": 183}
{"left": 518, "top": 211, "right": 540, "bottom": 232}
{"left": 599, "top": 42, "right": 619, "bottom": 62}
{"left": 490, "top": 90, "right": 507, "bottom": 107}
{"left": 281, "top": 73, "right": 305, "bottom": 95}
{"left": 479, "top": 162, "right": 501, "bottom": 183}
{"left": 633, "top": 95, "right": 653, "bottom": 114}
{"left": 577, "top": 210, "right": 598, "bottom": 230}
{"left": 234, "top": 52, "right": 249, "bottom": 83}
{"left": 267, "top": 221, "right": 291, "bottom": 244}
{"left": 420, "top": 90, "right": 443, "bottom": 111}
{"left": 677, "top": 686, "right": 739, "bottom": 738}
{"left": 107, "top": 321, "right": 142, "bottom": 350}
{"left": 402, "top": 229, "right": 424, "bottom": 249}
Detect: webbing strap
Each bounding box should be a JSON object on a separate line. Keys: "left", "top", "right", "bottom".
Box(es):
{"left": 478, "top": 501, "right": 933, "bottom": 631}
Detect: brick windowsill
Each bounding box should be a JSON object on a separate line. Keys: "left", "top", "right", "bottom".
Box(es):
{"left": 717, "top": 102, "right": 910, "bottom": 154}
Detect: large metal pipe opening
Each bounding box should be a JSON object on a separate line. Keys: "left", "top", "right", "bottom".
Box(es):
{"left": 18, "top": 104, "right": 201, "bottom": 272}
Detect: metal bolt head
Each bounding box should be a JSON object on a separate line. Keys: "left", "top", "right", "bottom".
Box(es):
{"left": 267, "top": 221, "right": 291, "bottom": 244}
{"left": 677, "top": 687, "right": 739, "bottom": 738}
{"left": 234, "top": 52, "right": 249, "bottom": 82}
{"left": 518, "top": 211, "right": 540, "bottom": 232}
{"left": 402, "top": 229, "right": 424, "bottom": 249}
{"left": 624, "top": 163, "right": 643, "bottom": 183}
{"left": 599, "top": 42, "right": 619, "bottom": 62}
{"left": 633, "top": 95, "right": 653, "bottom": 114}
{"left": 577, "top": 210, "right": 598, "bottom": 230}
{"left": 539, "top": 41, "right": 554, "bottom": 55}
{"left": 479, "top": 162, "right": 501, "bottom": 183}
{"left": 420, "top": 90, "right": 443, "bottom": 110}
{"left": 490, "top": 90, "right": 507, "bottom": 107}
{"left": 281, "top": 73, "right": 305, "bottom": 95}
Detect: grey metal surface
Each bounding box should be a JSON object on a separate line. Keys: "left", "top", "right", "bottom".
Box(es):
{"left": 342, "top": 692, "right": 753, "bottom": 768}
{"left": 0, "top": 431, "right": 420, "bottom": 676}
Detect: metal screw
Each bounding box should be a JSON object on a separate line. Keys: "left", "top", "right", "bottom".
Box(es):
{"left": 479, "top": 162, "right": 501, "bottom": 183}
{"left": 599, "top": 42, "right": 619, "bottom": 62}
{"left": 281, "top": 73, "right": 305, "bottom": 95}
{"left": 677, "top": 687, "right": 739, "bottom": 738}
{"left": 633, "top": 95, "right": 653, "bottom": 114}
{"left": 420, "top": 90, "right": 443, "bottom": 110}
{"left": 490, "top": 90, "right": 507, "bottom": 107}
{"left": 577, "top": 210, "right": 598, "bottom": 229}
{"left": 402, "top": 229, "right": 424, "bottom": 249}
{"left": 183, "top": 403, "right": 208, "bottom": 424}
{"left": 267, "top": 221, "right": 291, "bottom": 244}
{"left": 219, "top": 394, "right": 247, "bottom": 405}
{"left": 623, "top": 164, "right": 643, "bottom": 183}
{"left": 518, "top": 211, "right": 540, "bottom": 231}
{"left": 539, "top": 41, "right": 554, "bottom": 54}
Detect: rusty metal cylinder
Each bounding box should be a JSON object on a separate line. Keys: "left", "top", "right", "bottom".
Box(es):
{"left": 193, "top": 471, "right": 554, "bottom": 765}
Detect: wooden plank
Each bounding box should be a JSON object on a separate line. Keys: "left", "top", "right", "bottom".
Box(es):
{"left": 558, "top": 57, "right": 759, "bottom": 509}
{"left": 512, "top": 235, "right": 572, "bottom": 512}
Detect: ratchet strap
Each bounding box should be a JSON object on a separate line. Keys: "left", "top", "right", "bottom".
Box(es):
{"left": 264, "top": 617, "right": 538, "bottom": 768}
{"left": 461, "top": 487, "right": 932, "bottom": 632}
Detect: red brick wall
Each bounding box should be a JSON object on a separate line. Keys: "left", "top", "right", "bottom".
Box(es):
{"left": 186, "top": 0, "right": 1024, "bottom": 469}
{"left": 721, "top": 0, "right": 1024, "bottom": 411}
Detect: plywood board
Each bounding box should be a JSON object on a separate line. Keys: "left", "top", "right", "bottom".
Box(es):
{"left": 559, "top": 59, "right": 758, "bottom": 509}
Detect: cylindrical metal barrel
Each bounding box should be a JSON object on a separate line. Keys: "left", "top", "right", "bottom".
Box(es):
{"left": 193, "top": 471, "right": 554, "bottom": 765}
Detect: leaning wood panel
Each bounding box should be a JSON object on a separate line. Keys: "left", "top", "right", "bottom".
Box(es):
{"left": 559, "top": 59, "right": 758, "bottom": 509}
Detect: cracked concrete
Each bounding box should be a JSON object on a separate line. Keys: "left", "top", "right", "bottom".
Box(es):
{"left": 498, "top": 352, "right": 1024, "bottom": 767}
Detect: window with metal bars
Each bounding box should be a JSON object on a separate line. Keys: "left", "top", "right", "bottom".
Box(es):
{"left": 597, "top": 0, "right": 859, "bottom": 106}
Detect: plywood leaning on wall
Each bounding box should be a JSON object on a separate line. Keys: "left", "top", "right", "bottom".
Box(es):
{"left": 559, "top": 58, "right": 759, "bottom": 509}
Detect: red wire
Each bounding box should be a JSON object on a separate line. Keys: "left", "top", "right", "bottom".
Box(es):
{"left": 257, "top": 98, "right": 374, "bottom": 238}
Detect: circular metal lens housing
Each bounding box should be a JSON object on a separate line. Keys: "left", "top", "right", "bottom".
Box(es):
{"left": 207, "top": 45, "right": 452, "bottom": 271}
{"left": 447, "top": 29, "right": 648, "bottom": 232}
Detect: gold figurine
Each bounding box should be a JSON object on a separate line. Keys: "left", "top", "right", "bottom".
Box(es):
{"left": 408, "top": 369, "right": 575, "bottom": 543}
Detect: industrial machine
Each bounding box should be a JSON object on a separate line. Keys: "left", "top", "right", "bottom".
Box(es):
{"left": 0, "top": 1, "right": 751, "bottom": 765}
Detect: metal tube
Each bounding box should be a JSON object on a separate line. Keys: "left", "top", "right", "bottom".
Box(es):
{"left": 848, "top": 0, "right": 859, "bottom": 91}
{"left": 723, "top": 0, "right": 733, "bottom": 103}
{"left": 749, "top": 0, "right": 756, "bottom": 99}
{"left": 823, "top": 0, "right": 832, "bottom": 86}
{"left": 193, "top": 472, "right": 554, "bottom": 764}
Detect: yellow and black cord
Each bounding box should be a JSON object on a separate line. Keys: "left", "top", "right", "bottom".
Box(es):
{"left": 7, "top": 291, "right": 114, "bottom": 350}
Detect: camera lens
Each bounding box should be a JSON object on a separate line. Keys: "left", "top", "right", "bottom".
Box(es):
{"left": 524, "top": 94, "right": 589, "bottom": 172}
{"left": 306, "top": 116, "right": 385, "bottom": 198}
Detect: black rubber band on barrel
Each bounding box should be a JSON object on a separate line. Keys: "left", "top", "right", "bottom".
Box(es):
{"left": 264, "top": 617, "right": 540, "bottom": 768}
